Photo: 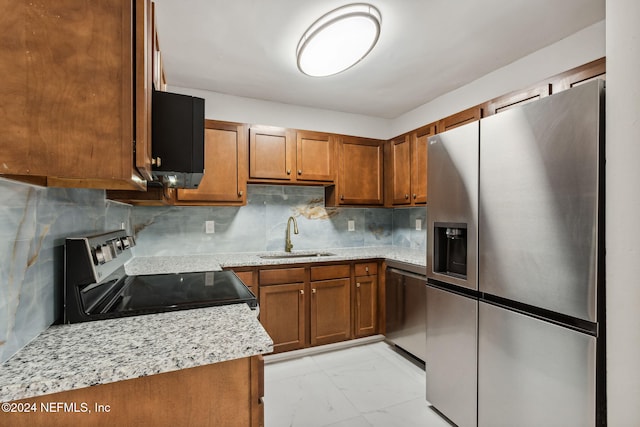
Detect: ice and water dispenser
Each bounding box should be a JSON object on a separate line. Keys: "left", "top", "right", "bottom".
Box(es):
{"left": 433, "top": 223, "right": 468, "bottom": 279}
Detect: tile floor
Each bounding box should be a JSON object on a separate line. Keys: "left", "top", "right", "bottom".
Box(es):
{"left": 264, "top": 341, "right": 452, "bottom": 427}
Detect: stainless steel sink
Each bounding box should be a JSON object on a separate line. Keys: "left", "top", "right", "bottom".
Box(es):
{"left": 259, "top": 252, "right": 335, "bottom": 259}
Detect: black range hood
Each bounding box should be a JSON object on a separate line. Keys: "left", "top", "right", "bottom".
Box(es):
{"left": 151, "top": 90, "right": 205, "bottom": 188}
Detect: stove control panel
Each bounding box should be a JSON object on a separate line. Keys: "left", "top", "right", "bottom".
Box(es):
{"left": 66, "top": 230, "right": 135, "bottom": 283}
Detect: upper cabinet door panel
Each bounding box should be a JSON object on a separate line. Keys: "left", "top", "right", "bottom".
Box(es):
{"left": 339, "top": 137, "right": 384, "bottom": 205}
{"left": 296, "top": 131, "right": 334, "bottom": 182}
{"left": 411, "top": 125, "right": 435, "bottom": 204}
{"left": 135, "top": 0, "right": 153, "bottom": 181}
{"left": 177, "top": 121, "right": 247, "bottom": 204}
{"left": 391, "top": 135, "right": 411, "bottom": 205}
{"left": 249, "top": 127, "right": 293, "bottom": 181}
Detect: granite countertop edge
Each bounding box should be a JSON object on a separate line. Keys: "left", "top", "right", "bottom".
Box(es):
{"left": 0, "top": 304, "right": 273, "bottom": 403}
{"left": 126, "top": 246, "right": 426, "bottom": 275}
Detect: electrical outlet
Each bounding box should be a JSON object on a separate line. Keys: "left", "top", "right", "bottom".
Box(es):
{"left": 416, "top": 219, "right": 422, "bottom": 231}
{"left": 205, "top": 220, "right": 215, "bottom": 234}
{"left": 348, "top": 220, "right": 355, "bottom": 232}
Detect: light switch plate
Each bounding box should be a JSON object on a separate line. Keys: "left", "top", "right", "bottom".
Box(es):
{"left": 415, "top": 219, "right": 422, "bottom": 231}
{"left": 348, "top": 220, "right": 355, "bottom": 232}
{"left": 205, "top": 220, "right": 215, "bottom": 234}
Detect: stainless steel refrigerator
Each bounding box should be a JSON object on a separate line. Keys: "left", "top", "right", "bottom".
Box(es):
{"left": 425, "top": 80, "right": 605, "bottom": 427}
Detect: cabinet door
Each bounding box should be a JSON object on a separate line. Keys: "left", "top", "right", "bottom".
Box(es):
{"left": 439, "top": 106, "right": 483, "bottom": 132}
{"left": 485, "top": 84, "right": 551, "bottom": 116}
{"left": 411, "top": 125, "right": 434, "bottom": 204}
{"left": 259, "top": 283, "right": 306, "bottom": 353}
{"left": 390, "top": 135, "right": 412, "bottom": 205}
{"left": 310, "top": 278, "right": 351, "bottom": 346}
{"left": 135, "top": 0, "right": 154, "bottom": 181}
{"left": 354, "top": 275, "right": 377, "bottom": 338}
{"left": 249, "top": 126, "right": 295, "bottom": 181}
{"left": 296, "top": 130, "right": 334, "bottom": 182}
{"left": 335, "top": 137, "right": 384, "bottom": 205}
{"left": 177, "top": 121, "right": 247, "bottom": 204}
{"left": 0, "top": 0, "right": 148, "bottom": 190}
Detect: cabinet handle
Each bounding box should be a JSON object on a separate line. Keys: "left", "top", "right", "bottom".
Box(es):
{"left": 287, "top": 169, "right": 292, "bottom": 175}
{"left": 340, "top": 195, "right": 344, "bottom": 201}
{"left": 365, "top": 266, "right": 369, "bottom": 273}
{"left": 312, "top": 288, "right": 317, "bottom": 294}
{"left": 413, "top": 193, "right": 417, "bottom": 199}
{"left": 405, "top": 194, "right": 409, "bottom": 199}
{"left": 151, "top": 157, "right": 162, "bottom": 167}
{"left": 238, "top": 190, "right": 243, "bottom": 197}
{"left": 356, "top": 282, "right": 361, "bottom": 288}
{"left": 300, "top": 289, "right": 304, "bottom": 295}
{"left": 298, "top": 169, "right": 302, "bottom": 175}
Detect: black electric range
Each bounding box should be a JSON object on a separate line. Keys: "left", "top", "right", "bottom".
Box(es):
{"left": 63, "top": 230, "right": 257, "bottom": 324}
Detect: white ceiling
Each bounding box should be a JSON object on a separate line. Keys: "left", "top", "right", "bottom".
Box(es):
{"left": 153, "top": 0, "right": 605, "bottom": 119}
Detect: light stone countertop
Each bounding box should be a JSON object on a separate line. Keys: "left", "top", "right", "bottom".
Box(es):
{"left": 1, "top": 246, "right": 422, "bottom": 403}
{"left": 126, "top": 246, "right": 425, "bottom": 275}
{"left": 0, "top": 304, "right": 272, "bottom": 402}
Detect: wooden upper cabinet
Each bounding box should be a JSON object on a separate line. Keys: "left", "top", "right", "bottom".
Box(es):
{"left": 389, "top": 135, "right": 412, "bottom": 205}
{"left": 485, "top": 84, "right": 551, "bottom": 116}
{"left": 151, "top": 2, "right": 167, "bottom": 92}
{"left": 439, "top": 106, "right": 483, "bottom": 132}
{"left": 249, "top": 126, "right": 294, "bottom": 181}
{"left": 296, "top": 130, "right": 334, "bottom": 182}
{"left": 327, "top": 136, "right": 384, "bottom": 206}
{"left": 135, "top": 0, "right": 154, "bottom": 182}
{"left": 176, "top": 120, "right": 248, "bottom": 205}
{"left": 386, "top": 123, "right": 434, "bottom": 206}
{"left": 411, "top": 124, "right": 434, "bottom": 204}
{"left": 551, "top": 57, "right": 606, "bottom": 93}
{"left": 249, "top": 126, "right": 334, "bottom": 184}
{"left": 0, "top": 0, "right": 154, "bottom": 190}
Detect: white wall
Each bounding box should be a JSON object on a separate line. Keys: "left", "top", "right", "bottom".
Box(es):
{"left": 167, "top": 85, "right": 391, "bottom": 140}
{"left": 390, "top": 20, "right": 606, "bottom": 137}
{"left": 606, "top": 0, "right": 640, "bottom": 424}
{"left": 169, "top": 20, "right": 605, "bottom": 141}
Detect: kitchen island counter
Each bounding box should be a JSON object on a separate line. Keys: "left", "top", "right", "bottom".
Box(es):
{"left": 0, "top": 304, "right": 272, "bottom": 402}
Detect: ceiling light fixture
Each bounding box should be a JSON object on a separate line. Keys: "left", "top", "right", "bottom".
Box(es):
{"left": 296, "top": 3, "right": 381, "bottom": 77}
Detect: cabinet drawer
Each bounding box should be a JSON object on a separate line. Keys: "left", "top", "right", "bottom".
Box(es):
{"left": 355, "top": 263, "right": 377, "bottom": 276}
{"left": 259, "top": 268, "right": 305, "bottom": 285}
{"left": 310, "top": 265, "right": 350, "bottom": 281}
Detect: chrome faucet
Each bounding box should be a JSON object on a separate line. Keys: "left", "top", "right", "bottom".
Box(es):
{"left": 285, "top": 216, "right": 299, "bottom": 253}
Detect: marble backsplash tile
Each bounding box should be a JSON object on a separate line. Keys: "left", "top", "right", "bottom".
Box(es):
{"left": 131, "top": 185, "right": 426, "bottom": 257}
{"left": 0, "top": 179, "right": 130, "bottom": 363}
{"left": 1, "top": 179, "right": 426, "bottom": 363}
{"left": 131, "top": 186, "right": 395, "bottom": 256}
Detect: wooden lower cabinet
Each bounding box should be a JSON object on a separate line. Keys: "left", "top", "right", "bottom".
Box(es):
{"left": 354, "top": 274, "right": 378, "bottom": 338}
{"left": 310, "top": 278, "right": 351, "bottom": 346}
{"left": 257, "top": 261, "right": 380, "bottom": 354}
{"left": 1, "top": 356, "right": 264, "bottom": 427}
{"left": 259, "top": 282, "right": 306, "bottom": 353}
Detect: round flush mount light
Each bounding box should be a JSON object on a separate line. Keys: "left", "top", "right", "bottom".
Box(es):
{"left": 296, "top": 3, "right": 381, "bottom": 77}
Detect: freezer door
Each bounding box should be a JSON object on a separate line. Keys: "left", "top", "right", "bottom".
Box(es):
{"left": 426, "top": 285, "right": 477, "bottom": 427}
{"left": 478, "top": 302, "right": 596, "bottom": 427}
{"left": 427, "top": 121, "right": 479, "bottom": 290}
{"left": 479, "top": 81, "right": 603, "bottom": 322}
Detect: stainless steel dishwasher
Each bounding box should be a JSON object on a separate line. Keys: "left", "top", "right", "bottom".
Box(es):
{"left": 385, "top": 259, "right": 427, "bottom": 363}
